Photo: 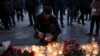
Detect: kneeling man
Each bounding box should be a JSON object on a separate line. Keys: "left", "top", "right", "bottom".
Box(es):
{"left": 34, "top": 6, "right": 61, "bottom": 44}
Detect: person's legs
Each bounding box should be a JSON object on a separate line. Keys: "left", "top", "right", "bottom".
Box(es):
{"left": 85, "top": 13, "right": 88, "bottom": 20}
{"left": 28, "top": 11, "right": 33, "bottom": 26}
{"left": 15, "top": 8, "right": 20, "bottom": 21}
{"left": 1, "top": 16, "right": 10, "bottom": 30}
{"left": 60, "top": 5, "right": 64, "bottom": 27}
{"left": 54, "top": 5, "right": 59, "bottom": 20}
{"left": 81, "top": 13, "right": 85, "bottom": 25}
{"left": 8, "top": 17, "right": 12, "bottom": 27}
{"left": 90, "top": 16, "right": 95, "bottom": 33}
{"left": 78, "top": 8, "right": 85, "bottom": 25}
{"left": 88, "top": 13, "right": 92, "bottom": 21}
{"left": 77, "top": 9, "right": 81, "bottom": 24}
{"left": 32, "top": 8, "right": 37, "bottom": 24}
{"left": 87, "top": 15, "right": 95, "bottom": 35}
{"left": 67, "top": 9, "right": 71, "bottom": 26}
{"left": 70, "top": 9, "right": 74, "bottom": 25}
{"left": 94, "top": 16, "right": 100, "bottom": 36}
{"left": 77, "top": 14, "right": 81, "bottom": 24}
{"left": 11, "top": 11, "right": 16, "bottom": 27}
{"left": 19, "top": 9, "right": 24, "bottom": 21}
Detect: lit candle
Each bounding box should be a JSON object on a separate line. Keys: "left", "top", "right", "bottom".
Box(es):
{"left": 92, "top": 54, "right": 96, "bottom": 56}
{"left": 86, "top": 50, "right": 91, "bottom": 56}
{"left": 59, "top": 50, "right": 62, "bottom": 54}
{"left": 38, "top": 54, "right": 43, "bottom": 56}
{"left": 47, "top": 45, "right": 53, "bottom": 53}
{"left": 53, "top": 51, "right": 57, "bottom": 56}
{"left": 86, "top": 53, "right": 90, "bottom": 56}
{"left": 93, "top": 50, "right": 98, "bottom": 55}
{"left": 81, "top": 44, "right": 86, "bottom": 50}
{"left": 93, "top": 43, "right": 98, "bottom": 48}
{"left": 86, "top": 44, "right": 93, "bottom": 52}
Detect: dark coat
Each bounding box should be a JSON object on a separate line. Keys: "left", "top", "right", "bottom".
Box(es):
{"left": 54, "top": 0, "right": 65, "bottom": 4}
{"left": 13, "top": 0, "right": 24, "bottom": 9}
{"left": 25, "top": 0, "right": 40, "bottom": 10}
{"left": 41, "top": 0, "right": 54, "bottom": 6}
{"left": 34, "top": 13, "right": 61, "bottom": 38}
{"left": 0, "top": 1, "right": 11, "bottom": 17}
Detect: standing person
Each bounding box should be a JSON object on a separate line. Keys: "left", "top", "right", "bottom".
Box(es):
{"left": 34, "top": 6, "right": 61, "bottom": 45}
{"left": 14, "top": 0, "right": 24, "bottom": 22}
{"left": 9, "top": 0, "right": 16, "bottom": 28}
{"left": 87, "top": 0, "right": 100, "bottom": 36}
{"left": 85, "top": 0, "right": 93, "bottom": 21}
{"left": 0, "top": 0, "right": 11, "bottom": 30}
{"left": 54, "top": 0, "right": 65, "bottom": 28}
{"left": 77, "top": 0, "right": 87, "bottom": 25}
{"left": 66, "top": 0, "right": 79, "bottom": 26}
{"left": 25, "top": 0, "right": 41, "bottom": 26}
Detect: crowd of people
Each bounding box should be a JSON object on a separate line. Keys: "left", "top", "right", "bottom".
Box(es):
{"left": 0, "top": 0, "right": 100, "bottom": 37}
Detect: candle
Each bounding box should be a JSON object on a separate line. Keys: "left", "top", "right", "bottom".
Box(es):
{"left": 81, "top": 44, "right": 86, "bottom": 50}
{"left": 86, "top": 52, "right": 90, "bottom": 56}
{"left": 86, "top": 44, "right": 93, "bottom": 52}
{"left": 93, "top": 43, "right": 98, "bottom": 48}
{"left": 47, "top": 45, "right": 53, "bottom": 53}
{"left": 86, "top": 54, "right": 90, "bottom": 56}
{"left": 36, "top": 53, "right": 43, "bottom": 56}
{"left": 53, "top": 51, "right": 57, "bottom": 56}
{"left": 59, "top": 50, "right": 62, "bottom": 54}
{"left": 93, "top": 50, "right": 98, "bottom": 55}
{"left": 92, "top": 54, "right": 96, "bottom": 56}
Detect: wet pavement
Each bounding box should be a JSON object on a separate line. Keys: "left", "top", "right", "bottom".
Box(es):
{"left": 0, "top": 11, "right": 100, "bottom": 46}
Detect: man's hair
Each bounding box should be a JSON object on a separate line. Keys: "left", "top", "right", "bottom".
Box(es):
{"left": 43, "top": 6, "right": 52, "bottom": 14}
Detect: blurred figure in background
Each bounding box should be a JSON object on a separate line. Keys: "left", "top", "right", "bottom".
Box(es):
{"left": 0, "top": 0, "right": 12, "bottom": 30}
{"left": 54, "top": 0, "right": 65, "bottom": 28}
{"left": 14, "top": 0, "right": 24, "bottom": 22}
{"left": 87, "top": 0, "right": 100, "bottom": 36}
{"left": 25, "top": 0, "right": 41, "bottom": 26}
{"left": 9, "top": 0, "right": 16, "bottom": 28}
{"left": 66, "top": 0, "right": 79, "bottom": 26}
{"left": 84, "top": 0, "right": 93, "bottom": 21}
{"left": 77, "top": 0, "right": 92, "bottom": 25}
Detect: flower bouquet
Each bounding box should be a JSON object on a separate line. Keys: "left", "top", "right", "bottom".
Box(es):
{"left": 63, "top": 40, "right": 83, "bottom": 56}
{"left": 1, "top": 45, "right": 35, "bottom": 56}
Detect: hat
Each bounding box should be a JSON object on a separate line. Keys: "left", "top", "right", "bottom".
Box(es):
{"left": 43, "top": 6, "right": 52, "bottom": 14}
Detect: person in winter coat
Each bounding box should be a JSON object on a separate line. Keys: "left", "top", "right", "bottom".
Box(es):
{"left": 87, "top": 0, "right": 100, "bottom": 36}
{"left": 34, "top": 6, "right": 61, "bottom": 45}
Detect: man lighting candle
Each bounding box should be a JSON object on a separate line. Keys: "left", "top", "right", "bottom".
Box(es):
{"left": 34, "top": 6, "right": 61, "bottom": 45}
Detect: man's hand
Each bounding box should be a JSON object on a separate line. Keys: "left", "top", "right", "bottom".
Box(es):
{"left": 38, "top": 32, "right": 44, "bottom": 39}
{"left": 45, "top": 35, "right": 54, "bottom": 42}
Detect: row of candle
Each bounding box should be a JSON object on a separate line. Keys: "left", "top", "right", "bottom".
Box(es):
{"left": 21, "top": 42, "right": 64, "bottom": 56}
{"left": 81, "top": 38, "right": 99, "bottom": 56}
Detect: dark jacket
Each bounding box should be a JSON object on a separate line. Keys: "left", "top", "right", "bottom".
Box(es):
{"left": 13, "top": 0, "right": 24, "bottom": 9}
{"left": 54, "top": 0, "right": 65, "bottom": 4}
{"left": 0, "top": 0, "right": 11, "bottom": 17}
{"left": 41, "top": 0, "right": 54, "bottom": 6}
{"left": 25, "top": 0, "right": 40, "bottom": 10}
{"left": 78, "top": 0, "right": 92, "bottom": 8}
{"left": 34, "top": 13, "right": 61, "bottom": 38}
